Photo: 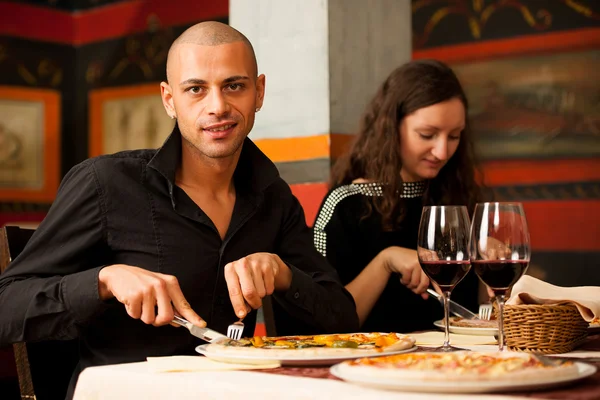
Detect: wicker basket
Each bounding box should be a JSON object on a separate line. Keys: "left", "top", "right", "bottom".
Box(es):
{"left": 503, "top": 303, "right": 589, "bottom": 354}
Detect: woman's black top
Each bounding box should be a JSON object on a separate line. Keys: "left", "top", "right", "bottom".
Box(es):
{"left": 313, "top": 182, "right": 479, "bottom": 333}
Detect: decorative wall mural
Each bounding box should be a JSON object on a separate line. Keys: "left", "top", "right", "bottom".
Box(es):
{"left": 0, "top": 86, "right": 60, "bottom": 202}
{"left": 0, "top": 40, "right": 64, "bottom": 88}
{"left": 453, "top": 50, "right": 600, "bottom": 159}
{"left": 85, "top": 14, "right": 175, "bottom": 86}
{"left": 0, "top": 120, "right": 25, "bottom": 170}
{"left": 89, "top": 83, "right": 174, "bottom": 156}
{"left": 412, "top": 0, "right": 599, "bottom": 49}
{"left": 15, "top": 0, "right": 123, "bottom": 11}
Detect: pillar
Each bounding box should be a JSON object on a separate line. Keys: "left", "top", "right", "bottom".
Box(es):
{"left": 230, "top": 0, "right": 412, "bottom": 224}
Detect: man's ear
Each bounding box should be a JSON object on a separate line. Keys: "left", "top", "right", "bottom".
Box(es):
{"left": 160, "top": 81, "right": 177, "bottom": 119}
{"left": 255, "top": 74, "right": 266, "bottom": 110}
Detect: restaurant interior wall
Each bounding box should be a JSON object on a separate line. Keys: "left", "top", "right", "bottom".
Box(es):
{"left": 0, "top": 0, "right": 598, "bottom": 397}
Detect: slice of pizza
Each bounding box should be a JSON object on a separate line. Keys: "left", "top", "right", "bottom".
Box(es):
{"left": 207, "top": 332, "right": 415, "bottom": 357}
{"left": 445, "top": 316, "right": 498, "bottom": 329}
{"left": 336, "top": 351, "right": 580, "bottom": 383}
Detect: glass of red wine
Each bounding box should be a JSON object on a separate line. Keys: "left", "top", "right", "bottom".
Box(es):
{"left": 470, "top": 202, "right": 531, "bottom": 351}
{"left": 418, "top": 205, "right": 471, "bottom": 352}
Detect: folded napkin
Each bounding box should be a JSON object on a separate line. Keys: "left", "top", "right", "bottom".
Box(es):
{"left": 507, "top": 275, "right": 600, "bottom": 322}
{"left": 411, "top": 332, "right": 497, "bottom": 346}
{"left": 146, "top": 356, "right": 280, "bottom": 373}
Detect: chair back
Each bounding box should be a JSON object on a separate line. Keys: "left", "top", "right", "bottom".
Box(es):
{"left": 0, "top": 226, "right": 80, "bottom": 400}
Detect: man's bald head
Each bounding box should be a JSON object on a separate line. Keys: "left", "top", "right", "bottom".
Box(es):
{"left": 166, "top": 21, "right": 258, "bottom": 84}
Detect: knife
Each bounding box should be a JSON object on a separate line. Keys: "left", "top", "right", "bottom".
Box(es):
{"left": 172, "top": 315, "right": 228, "bottom": 343}
{"left": 426, "top": 289, "right": 479, "bottom": 320}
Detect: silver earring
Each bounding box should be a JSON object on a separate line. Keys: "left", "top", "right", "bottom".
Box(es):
{"left": 170, "top": 115, "right": 176, "bottom": 119}
{"left": 255, "top": 107, "right": 260, "bottom": 112}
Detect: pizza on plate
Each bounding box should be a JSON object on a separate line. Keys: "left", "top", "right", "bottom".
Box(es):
{"left": 205, "top": 332, "right": 415, "bottom": 358}
{"left": 335, "top": 351, "right": 579, "bottom": 383}
{"left": 445, "top": 316, "right": 498, "bottom": 329}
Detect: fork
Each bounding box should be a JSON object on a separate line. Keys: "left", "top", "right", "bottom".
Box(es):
{"left": 227, "top": 318, "right": 244, "bottom": 340}
{"left": 478, "top": 303, "right": 493, "bottom": 320}
{"left": 533, "top": 354, "right": 568, "bottom": 367}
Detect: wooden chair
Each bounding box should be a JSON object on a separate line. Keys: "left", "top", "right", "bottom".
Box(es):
{"left": 0, "top": 226, "right": 80, "bottom": 400}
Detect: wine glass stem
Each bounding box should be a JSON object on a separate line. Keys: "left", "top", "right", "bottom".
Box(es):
{"left": 496, "top": 294, "right": 506, "bottom": 351}
{"left": 442, "top": 291, "right": 452, "bottom": 349}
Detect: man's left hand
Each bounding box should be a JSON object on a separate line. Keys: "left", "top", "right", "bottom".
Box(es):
{"left": 224, "top": 253, "right": 292, "bottom": 319}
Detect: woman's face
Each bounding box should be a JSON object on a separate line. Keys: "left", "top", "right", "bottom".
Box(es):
{"left": 398, "top": 97, "right": 465, "bottom": 182}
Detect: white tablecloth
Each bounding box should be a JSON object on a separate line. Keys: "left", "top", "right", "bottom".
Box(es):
{"left": 73, "top": 359, "right": 531, "bottom": 400}
{"left": 73, "top": 337, "right": 600, "bottom": 400}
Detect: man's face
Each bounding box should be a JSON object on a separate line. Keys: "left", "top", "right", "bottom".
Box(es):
{"left": 161, "top": 41, "right": 265, "bottom": 159}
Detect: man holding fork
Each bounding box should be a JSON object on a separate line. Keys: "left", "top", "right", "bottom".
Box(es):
{"left": 0, "top": 21, "right": 358, "bottom": 399}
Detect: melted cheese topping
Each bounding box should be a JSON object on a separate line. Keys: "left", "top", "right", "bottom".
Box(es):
{"left": 224, "top": 332, "right": 412, "bottom": 350}
{"left": 350, "top": 353, "right": 568, "bottom": 377}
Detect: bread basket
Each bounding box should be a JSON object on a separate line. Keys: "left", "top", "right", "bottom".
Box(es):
{"left": 503, "top": 303, "right": 589, "bottom": 354}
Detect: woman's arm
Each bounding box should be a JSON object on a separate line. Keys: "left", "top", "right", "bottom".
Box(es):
{"left": 345, "top": 250, "right": 390, "bottom": 326}
{"left": 346, "top": 247, "right": 429, "bottom": 326}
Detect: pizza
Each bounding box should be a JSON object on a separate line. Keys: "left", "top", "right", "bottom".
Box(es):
{"left": 334, "top": 351, "right": 579, "bottom": 383}
{"left": 445, "top": 316, "right": 498, "bottom": 329}
{"left": 205, "top": 332, "right": 415, "bottom": 358}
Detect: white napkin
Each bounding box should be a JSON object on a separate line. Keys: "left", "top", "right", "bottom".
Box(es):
{"left": 507, "top": 275, "right": 600, "bottom": 322}
{"left": 146, "top": 356, "right": 280, "bottom": 372}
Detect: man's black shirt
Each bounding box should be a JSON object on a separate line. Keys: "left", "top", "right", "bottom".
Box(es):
{"left": 0, "top": 127, "right": 358, "bottom": 397}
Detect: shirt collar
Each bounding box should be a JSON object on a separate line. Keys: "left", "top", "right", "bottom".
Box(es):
{"left": 148, "top": 124, "right": 280, "bottom": 194}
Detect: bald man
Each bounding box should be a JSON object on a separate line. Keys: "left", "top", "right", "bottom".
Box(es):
{"left": 0, "top": 21, "right": 358, "bottom": 399}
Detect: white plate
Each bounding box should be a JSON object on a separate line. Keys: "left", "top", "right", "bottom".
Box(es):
{"left": 434, "top": 320, "right": 498, "bottom": 336}
{"left": 196, "top": 344, "right": 418, "bottom": 367}
{"left": 330, "top": 360, "right": 597, "bottom": 393}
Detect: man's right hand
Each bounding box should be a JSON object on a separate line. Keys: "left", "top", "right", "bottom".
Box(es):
{"left": 98, "top": 264, "right": 205, "bottom": 327}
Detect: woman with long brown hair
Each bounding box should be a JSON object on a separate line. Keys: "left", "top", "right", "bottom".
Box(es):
{"left": 313, "top": 59, "right": 485, "bottom": 332}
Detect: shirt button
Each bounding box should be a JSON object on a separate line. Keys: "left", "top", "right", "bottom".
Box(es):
{"left": 293, "top": 292, "right": 300, "bottom": 299}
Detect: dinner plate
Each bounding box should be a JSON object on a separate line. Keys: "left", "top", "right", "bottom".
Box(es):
{"left": 330, "top": 360, "right": 597, "bottom": 393}
{"left": 195, "top": 344, "right": 418, "bottom": 367}
{"left": 434, "top": 319, "right": 498, "bottom": 336}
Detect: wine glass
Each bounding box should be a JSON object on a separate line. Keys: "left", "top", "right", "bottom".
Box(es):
{"left": 417, "top": 205, "right": 472, "bottom": 352}
{"left": 469, "top": 202, "right": 531, "bottom": 351}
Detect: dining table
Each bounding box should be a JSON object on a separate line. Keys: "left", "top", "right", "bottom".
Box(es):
{"left": 72, "top": 333, "right": 600, "bottom": 400}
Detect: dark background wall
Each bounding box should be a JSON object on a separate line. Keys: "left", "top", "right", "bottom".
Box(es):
{"left": 0, "top": 0, "right": 598, "bottom": 396}
{"left": 0, "top": 1, "right": 228, "bottom": 396}
{"left": 410, "top": 0, "right": 600, "bottom": 286}
{"left": 0, "top": 0, "right": 227, "bottom": 222}
{"left": 1, "top": 2, "right": 597, "bottom": 286}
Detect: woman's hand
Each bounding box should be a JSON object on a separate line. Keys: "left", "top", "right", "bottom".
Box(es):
{"left": 380, "top": 247, "right": 430, "bottom": 299}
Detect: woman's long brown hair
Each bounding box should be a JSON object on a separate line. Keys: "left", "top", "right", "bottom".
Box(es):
{"left": 330, "top": 59, "right": 484, "bottom": 229}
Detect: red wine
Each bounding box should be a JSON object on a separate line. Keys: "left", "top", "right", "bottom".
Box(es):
{"left": 473, "top": 260, "right": 529, "bottom": 290}
{"left": 419, "top": 261, "right": 471, "bottom": 290}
